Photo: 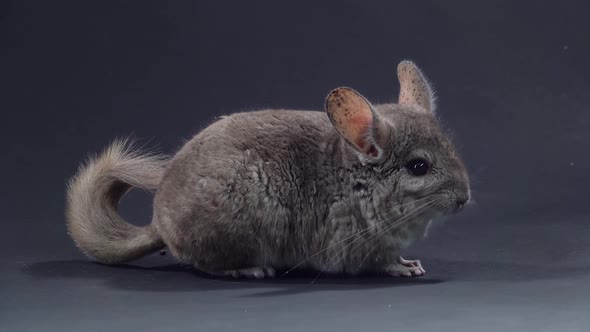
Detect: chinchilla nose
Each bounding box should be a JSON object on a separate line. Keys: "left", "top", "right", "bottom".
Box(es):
{"left": 455, "top": 190, "right": 470, "bottom": 212}
{"left": 455, "top": 200, "right": 466, "bottom": 212}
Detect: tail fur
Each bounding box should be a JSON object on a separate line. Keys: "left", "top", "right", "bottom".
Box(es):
{"left": 65, "top": 138, "right": 168, "bottom": 264}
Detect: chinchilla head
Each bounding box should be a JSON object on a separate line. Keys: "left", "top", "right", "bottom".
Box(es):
{"left": 325, "top": 60, "right": 470, "bottom": 222}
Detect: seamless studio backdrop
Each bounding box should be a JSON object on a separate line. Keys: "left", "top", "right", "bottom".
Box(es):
{"left": 2, "top": 1, "right": 590, "bottom": 331}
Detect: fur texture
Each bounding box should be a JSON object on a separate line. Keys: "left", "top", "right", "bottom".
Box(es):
{"left": 66, "top": 139, "right": 168, "bottom": 263}
{"left": 65, "top": 61, "right": 470, "bottom": 278}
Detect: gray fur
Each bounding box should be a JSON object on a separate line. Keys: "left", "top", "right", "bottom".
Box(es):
{"left": 65, "top": 61, "right": 470, "bottom": 278}
{"left": 65, "top": 139, "right": 168, "bottom": 263}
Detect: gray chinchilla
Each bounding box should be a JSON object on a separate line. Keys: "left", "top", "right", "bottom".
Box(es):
{"left": 66, "top": 61, "right": 470, "bottom": 278}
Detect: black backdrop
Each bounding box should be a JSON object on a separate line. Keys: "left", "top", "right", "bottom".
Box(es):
{"left": 2, "top": 1, "right": 590, "bottom": 331}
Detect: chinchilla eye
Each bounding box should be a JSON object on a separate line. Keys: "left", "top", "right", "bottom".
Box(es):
{"left": 406, "top": 158, "right": 429, "bottom": 176}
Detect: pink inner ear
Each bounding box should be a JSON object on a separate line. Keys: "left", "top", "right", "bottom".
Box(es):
{"left": 366, "top": 145, "right": 378, "bottom": 158}
{"left": 350, "top": 114, "right": 371, "bottom": 147}
{"left": 351, "top": 116, "right": 377, "bottom": 156}
{"left": 326, "top": 88, "right": 378, "bottom": 157}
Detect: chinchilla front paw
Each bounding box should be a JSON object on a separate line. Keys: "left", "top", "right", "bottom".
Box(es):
{"left": 383, "top": 256, "right": 425, "bottom": 277}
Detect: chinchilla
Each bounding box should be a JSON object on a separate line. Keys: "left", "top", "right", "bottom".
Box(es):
{"left": 66, "top": 60, "right": 470, "bottom": 278}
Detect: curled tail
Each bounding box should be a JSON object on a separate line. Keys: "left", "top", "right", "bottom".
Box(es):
{"left": 65, "top": 139, "right": 168, "bottom": 264}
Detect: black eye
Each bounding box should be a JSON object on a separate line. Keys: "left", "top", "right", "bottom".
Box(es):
{"left": 406, "top": 158, "right": 430, "bottom": 176}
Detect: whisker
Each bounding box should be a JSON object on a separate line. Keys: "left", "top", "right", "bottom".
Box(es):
{"left": 347, "top": 199, "right": 443, "bottom": 264}
{"left": 382, "top": 194, "right": 436, "bottom": 214}
{"left": 357, "top": 242, "right": 377, "bottom": 272}
{"left": 280, "top": 195, "right": 436, "bottom": 277}
{"left": 332, "top": 199, "right": 437, "bottom": 264}
{"left": 328, "top": 198, "right": 441, "bottom": 278}
{"left": 311, "top": 200, "right": 437, "bottom": 283}
{"left": 374, "top": 198, "right": 441, "bottom": 237}
{"left": 310, "top": 199, "right": 439, "bottom": 282}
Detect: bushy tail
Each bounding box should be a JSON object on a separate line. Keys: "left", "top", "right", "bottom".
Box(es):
{"left": 65, "top": 139, "right": 168, "bottom": 264}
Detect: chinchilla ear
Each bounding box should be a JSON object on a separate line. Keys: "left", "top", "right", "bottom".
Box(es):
{"left": 325, "top": 87, "right": 383, "bottom": 161}
{"left": 397, "top": 60, "right": 436, "bottom": 113}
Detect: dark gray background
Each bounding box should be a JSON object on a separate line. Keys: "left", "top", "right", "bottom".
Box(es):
{"left": 2, "top": 1, "right": 590, "bottom": 331}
